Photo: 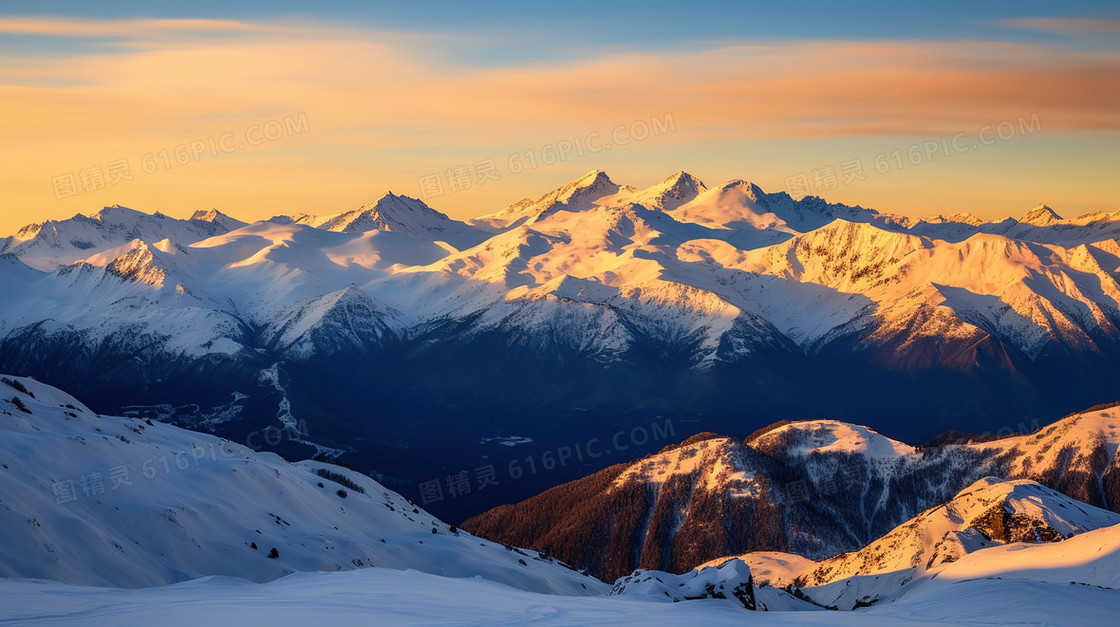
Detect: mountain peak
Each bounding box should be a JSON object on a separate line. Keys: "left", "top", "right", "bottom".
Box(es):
{"left": 576, "top": 169, "right": 611, "bottom": 185}
{"left": 315, "top": 193, "right": 446, "bottom": 234}
{"left": 564, "top": 169, "right": 614, "bottom": 189}
{"left": 189, "top": 208, "right": 245, "bottom": 230}
{"left": 370, "top": 191, "right": 437, "bottom": 215}
{"left": 1020, "top": 204, "right": 1062, "bottom": 226}
{"left": 521, "top": 170, "right": 621, "bottom": 220}
{"left": 373, "top": 191, "right": 403, "bottom": 204}
{"left": 92, "top": 239, "right": 169, "bottom": 287}
{"left": 549, "top": 170, "right": 618, "bottom": 204}
{"left": 718, "top": 179, "right": 766, "bottom": 200}
{"left": 751, "top": 419, "right": 915, "bottom": 459}
{"left": 91, "top": 205, "right": 145, "bottom": 223}
{"left": 931, "top": 212, "right": 984, "bottom": 226}
{"left": 664, "top": 170, "right": 704, "bottom": 186}
{"left": 306, "top": 193, "right": 485, "bottom": 248}
{"left": 190, "top": 209, "right": 230, "bottom": 222}
{"left": 639, "top": 171, "right": 707, "bottom": 211}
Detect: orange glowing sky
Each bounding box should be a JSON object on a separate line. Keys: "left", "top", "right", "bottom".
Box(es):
{"left": 1, "top": 12, "right": 1118, "bottom": 234}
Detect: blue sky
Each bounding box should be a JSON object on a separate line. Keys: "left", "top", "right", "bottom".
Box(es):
{"left": 5, "top": 1, "right": 1118, "bottom": 58}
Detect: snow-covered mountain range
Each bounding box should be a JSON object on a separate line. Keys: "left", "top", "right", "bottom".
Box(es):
{"left": 11, "top": 171, "right": 1120, "bottom": 367}
{"left": 465, "top": 404, "right": 1120, "bottom": 581}
{"left": 5, "top": 170, "right": 1120, "bottom": 519}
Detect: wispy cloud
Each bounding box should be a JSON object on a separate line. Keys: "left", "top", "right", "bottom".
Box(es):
{"left": 2, "top": 23, "right": 1116, "bottom": 144}
{"left": 1001, "top": 17, "right": 1120, "bottom": 35}
{"left": 0, "top": 16, "right": 302, "bottom": 37}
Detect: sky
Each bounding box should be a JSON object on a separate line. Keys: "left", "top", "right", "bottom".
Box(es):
{"left": 0, "top": 1, "right": 1117, "bottom": 234}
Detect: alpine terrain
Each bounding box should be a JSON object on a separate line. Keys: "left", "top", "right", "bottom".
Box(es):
{"left": 5, "top": 171, "right": 1120, "bottom": 519}
{"left": 2, "top": 375, "right": 1119, "bottom": 624}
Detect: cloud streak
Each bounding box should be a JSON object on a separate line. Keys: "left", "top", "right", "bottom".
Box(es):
{"left": 1001, "top": 17, "right": 1120, "bottom": 35}
{"left": 1, "top": 19, "right": 1115, "bottom": 145}
{"left": 0, "top": 16, "right": 307, "bottom": 37}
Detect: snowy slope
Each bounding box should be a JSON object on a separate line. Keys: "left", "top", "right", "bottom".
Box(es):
{"left": 611, "top": 435, "right": 764, "bottom": 498}
{"left": 609, "top": 559, "right": 756, "bottom": 609}
{"left": 916, "top": 519, "right": 1120, "bottom": 591}
{"left": 790, "top": 477, "right": 1120, "bottom": 609}
{"left": 697, "top": 552, "right": 815, "bottom": 588}
{"left": 800, "top": 505, "right": 1120, "bottom": 614}
{"left": 1, "top": 543, "right": 1118, "bottom": 625}
{"left": 0, "top": 375, "right": 602, "bottom": 594}
{"left": 260, "top": 285, "right": 401, "bottom": 358}
{"left": 751, "top": 420, "right": 915, "bottom": 460}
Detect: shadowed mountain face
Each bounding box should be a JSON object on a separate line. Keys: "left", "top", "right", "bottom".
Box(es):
{"left": 464, "top": 408, "right": 1120, "bottom": 581}
{"left": 5, "top": 172, "right": 1120, "bottom": 520}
